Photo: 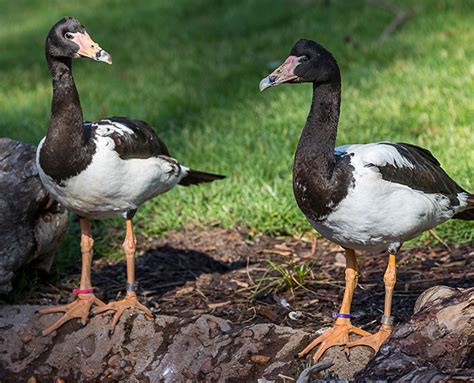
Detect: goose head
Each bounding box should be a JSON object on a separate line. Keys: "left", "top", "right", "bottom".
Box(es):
{"left": 260, "top": 39, "right": 339, "bottom": 91}
{"left": 46, "top": 17, "right": 112, "bottom": 64}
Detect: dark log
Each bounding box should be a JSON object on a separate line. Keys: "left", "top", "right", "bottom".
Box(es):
{"left": 0, "top": 305, "right": 314, "bottom": 382}
{"left": 0, "top": 138, "right": 68, "bottom": 294}
{"left": 0, "top": 285, "right": 471, "bottom": 382}
{"left": 356, "top": 285, "right": 474, "bottom": 381}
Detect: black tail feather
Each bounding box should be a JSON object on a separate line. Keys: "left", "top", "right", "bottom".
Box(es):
{"left": 453, "top": 194, "right": 474, "bottom": 221}
{"left": 179, "top": 169, "right": 225, "bottom": 186}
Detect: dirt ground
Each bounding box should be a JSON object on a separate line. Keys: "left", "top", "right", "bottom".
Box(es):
{"left": 23, "top": 226, "right": 473, "bottom": 337}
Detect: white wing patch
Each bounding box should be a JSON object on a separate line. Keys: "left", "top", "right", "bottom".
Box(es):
{"left": 337, "top": 142, "right": 415, "bottom": 169}
{"left": 88, "top": 119, "right": 136, "bottom": 137}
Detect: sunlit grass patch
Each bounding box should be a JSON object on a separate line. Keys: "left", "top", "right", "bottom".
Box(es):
{"left": 0, "top": 0, "right": 472, "bottom": 272}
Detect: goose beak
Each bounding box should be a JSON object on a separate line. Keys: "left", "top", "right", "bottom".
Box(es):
{"left": 259, "top": 55, "right": 300, "bottom": 91}
{"left": 73, "top": 31, "right": 112, "bottom": 64}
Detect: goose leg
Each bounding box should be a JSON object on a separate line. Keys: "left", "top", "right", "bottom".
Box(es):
{"left": 94, "top": 217, "right": 153, "bottom": 334}
{"left": 346, "top": 251, "right": 396, "bottom": 352}
{"left": 298, "top": 248, "right": 371, "bottom": 362}
{"left": 39, "top": 218, "right": 104, "bottom": 336}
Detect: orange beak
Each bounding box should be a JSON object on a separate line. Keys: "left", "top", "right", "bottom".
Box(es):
{"left": 71, "top": 31, "right": 112, "bottom": 64}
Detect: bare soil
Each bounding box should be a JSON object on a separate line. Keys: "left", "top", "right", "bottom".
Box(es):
{"left": 24, "top": 225, "right": 473, "bottom": 335}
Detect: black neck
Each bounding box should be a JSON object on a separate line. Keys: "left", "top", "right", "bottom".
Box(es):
{"left": 45, "top": 55, "right": 84, "bottom": 145}
{"left": 39, "top": 54, "right": 96, "bottom": 184}
{"left": 292, "top": 77, "right": 350, "bottom": 222}
{"left": 295, "top": 80, "right": 341, "bottom": 180}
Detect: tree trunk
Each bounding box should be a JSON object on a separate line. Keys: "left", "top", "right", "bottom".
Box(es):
{"left": 0, "top": 138, "right": 68, "bottom": 294}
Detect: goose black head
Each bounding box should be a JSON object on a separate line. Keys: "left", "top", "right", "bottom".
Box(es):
{"left": 46, "top": 17, "right": 112, "bottom": 64}
{"left": 259, "top": 39, "right": 339, "bottom": 91}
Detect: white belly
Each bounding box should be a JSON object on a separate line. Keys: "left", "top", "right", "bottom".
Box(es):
{"left": 36, "top": 137, "right": 183, "bottom": 219}
{"left": 310, "top": 167, "right": 456, "bottom": 251}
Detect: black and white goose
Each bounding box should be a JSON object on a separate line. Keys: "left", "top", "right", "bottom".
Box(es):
{"left": 260, "top": 39, "right": 473, "bottom": 361}
{"left": 36, "top": 17, "right": 224, "bottom": 336}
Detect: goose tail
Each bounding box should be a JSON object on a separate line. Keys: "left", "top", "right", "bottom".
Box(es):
{"left": 179, "top": 169, "right": 225, "bottom": 186}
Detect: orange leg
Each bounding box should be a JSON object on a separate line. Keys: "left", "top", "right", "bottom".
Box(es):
{"left": 39, "top": 218, "right": 104, "bottom": 336}
{"left": 298, "top": 248, "right": 371, "bottom": 362}
{"left": 94, "top": 218, "right": 153, "bottom": 333}
{"left": 346, "top": 251, "right": 396, "bottom": 352}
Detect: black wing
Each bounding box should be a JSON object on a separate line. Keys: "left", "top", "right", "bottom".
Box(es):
{"left": 87, "top": 117, "right": 171, "bottom": 160}
{"left": 370, "top": 142, "right": 466, "bottom": 198}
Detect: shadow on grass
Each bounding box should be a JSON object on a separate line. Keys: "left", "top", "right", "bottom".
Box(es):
{"left": 0, "top": 0, "right": 435, "bottom": 141}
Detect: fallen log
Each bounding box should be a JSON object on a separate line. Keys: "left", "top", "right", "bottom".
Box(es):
{"left": 356, "top": 285, "right": 474, "bottom": 381}
{"left": 0, "top": 305, "right": 313, "bottom": 382}
{"left": 0, "top": 285, "right": 471, "bottom": 382}
{"left": 0, "top": 138, "right": 68, "bottom": 294}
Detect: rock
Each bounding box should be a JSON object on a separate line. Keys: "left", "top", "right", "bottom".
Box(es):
{"left": 356, "top": 286, "right": 474, "bottom": 381}
{"left": 0, "top": 138, "right": 68, "bottom": 294}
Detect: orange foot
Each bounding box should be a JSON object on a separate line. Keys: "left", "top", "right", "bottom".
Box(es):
{"left": 38, "top": 294, "right": 105, "bottom": 336}
{"left": 346, "top": 324, "right": 392, "bottom": 353}
{"left": 94, "top": 292, "right": 153, "bottom": 334}
{"left": 298, "top": 320, "right": 372, "bottom": 362}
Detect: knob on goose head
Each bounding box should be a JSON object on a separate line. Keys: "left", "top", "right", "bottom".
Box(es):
{"left": 46, "top": 16, "right": 112, "bottom": 64}
{"left": 260, "top": 39, "right": 339, "bottom": 91}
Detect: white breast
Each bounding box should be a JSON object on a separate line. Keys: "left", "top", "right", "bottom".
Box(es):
{"left": 36, "top": 136, "right": 185, "bottom": 219}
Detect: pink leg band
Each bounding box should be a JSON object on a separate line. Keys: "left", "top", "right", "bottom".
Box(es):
{"left": 72, "top": 288, "right": 94, "bottom": 295}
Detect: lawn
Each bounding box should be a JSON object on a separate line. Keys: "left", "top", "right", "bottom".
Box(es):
{"left": 1, "top": 0, "right": 472, "bottom": 267}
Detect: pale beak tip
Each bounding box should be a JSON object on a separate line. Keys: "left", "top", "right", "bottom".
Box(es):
{"left": 97, "top": 50, "right": 112, "bottom": 65}
{"left": 259, "top": 77, "right": 272, "bottom": 92}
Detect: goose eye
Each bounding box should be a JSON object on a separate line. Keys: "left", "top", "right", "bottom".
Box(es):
{"left": 64, "top": 32, "right": 74, "bottom": 40}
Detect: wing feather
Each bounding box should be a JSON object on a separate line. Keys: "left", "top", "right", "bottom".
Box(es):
{"left": 344, "top": 142, "right": 466, "bottom": 196}
{"left": 87, "top": 117, "right": 171, "bottom": 160}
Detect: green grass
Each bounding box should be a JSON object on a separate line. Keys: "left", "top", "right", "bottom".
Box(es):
{"left": 1, "top": 0, "right": 472, "bottom": 269}
{"left": 252, "top": 260, "right": 315, "bottom": 300}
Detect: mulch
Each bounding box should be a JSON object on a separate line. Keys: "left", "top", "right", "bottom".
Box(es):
{"left": 24, "top": 225, "right": 473, "bottom": 334}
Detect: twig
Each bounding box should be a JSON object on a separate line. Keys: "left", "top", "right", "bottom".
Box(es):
{"left": 379, "top": 9, "right": 414, "bottom": 43}
{"left": 245, "top": 256, "right": 255, "bottom": 286}
{"left": 260, "top": 249, "right": 293, "bottom": 257}
{"left": 278, "top": 373, "right": 295, "bottom": 382}
{"left": 242, "top": 307, "right": 257, "bottom": 323}
{"left": 207, "top": 301, "right": 232, "bottom": 309}
{"left": 429, "top": 229, "right": 452, "bottom": 251}
{"left": 366, "top": 0, "right": 415, "bottom": 44}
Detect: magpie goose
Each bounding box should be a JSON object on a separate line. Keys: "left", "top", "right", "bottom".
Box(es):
{"left": 260, "top": 39, "right": 473, "bottom": 361}
{"left": 37, "top": 17, "right": 224, "bottom": 335}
